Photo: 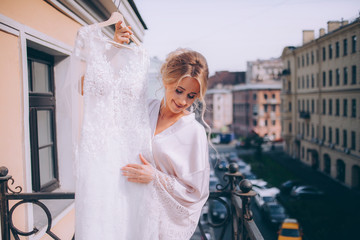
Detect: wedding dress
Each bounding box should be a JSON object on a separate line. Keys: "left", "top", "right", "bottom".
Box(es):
{"left": 71, "top": 24, "right": 209, "bottom": 240}
{"left": 72, "top": 24, "right": 157, "bottom": 240}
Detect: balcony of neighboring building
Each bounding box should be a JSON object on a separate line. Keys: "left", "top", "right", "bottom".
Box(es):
{"left": 299, "top": 111, "right": 311, "bottom": 119}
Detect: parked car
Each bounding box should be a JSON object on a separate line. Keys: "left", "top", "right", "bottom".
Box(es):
{"left": 209, "top": 176, "right": 220, "bottom": 191}
{"left": 280, "top": 180, "right": 303, "bottom": 194}
{"left": 252, "top": 181, "right": 280, "bottom": 197}
{"left": 290, "top": 185, "right": 324, "bottom": 199}
{"left": 243, "top": 171, "right": 257, "bottom": 180}
{"left": 208, "top": 198, "right": 228, "bottom": 223}
{"left": 262, "top": 202, "right": 288, "bottom": 227}
{"left": 254, "top": 189, "right": 278, "bottom": 209}
{"left": 278, "top": 218, "right": 303, "bottom": 240}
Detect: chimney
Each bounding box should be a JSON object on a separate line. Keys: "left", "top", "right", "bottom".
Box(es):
{"left": 327, "top": 21, "right": 341, "bottom": 33}
{"left": 319, "top": 28, "right": 325, "bottom": 37}
{"left": 341, "top": 20, "right": 349, "bottom": 26}
{"left": 303, "top": 30, "right": 314, "bottom": 45}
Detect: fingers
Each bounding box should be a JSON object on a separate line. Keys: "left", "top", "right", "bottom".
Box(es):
{"left": 139, "top": 154, "right": 150, "bottom": 165}
{"left": 115, "top": 21, "right": 122, "bottom": 30}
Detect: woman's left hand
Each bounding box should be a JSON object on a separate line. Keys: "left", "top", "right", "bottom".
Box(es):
{"left": 121, "top": 154, "right": 154, "bottom": 184}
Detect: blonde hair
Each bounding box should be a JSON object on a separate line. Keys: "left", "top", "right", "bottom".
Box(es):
{"left": 160, "top": 48, "right": 213, "bottom": 142}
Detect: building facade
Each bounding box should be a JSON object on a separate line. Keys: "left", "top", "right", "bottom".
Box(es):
{"left": 281, "top": 18, "right": 360, "bottom": 189}
{"left": 246, "top": 58, "right": 283, "bottom": 84}
{"left": 232, "top": 84, "right": 282, "bottom": 140}
{"left": 0, "top": 0, "right": 146, "bottom": 238}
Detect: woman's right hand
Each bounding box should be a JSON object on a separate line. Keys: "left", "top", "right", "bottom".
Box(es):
{"left": 114, "top": 21, "right": 132, "bottom": 44}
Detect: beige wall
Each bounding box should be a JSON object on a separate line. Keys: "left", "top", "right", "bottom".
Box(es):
{"left": 0, "top": 0, "right": 81, "bottom": 46}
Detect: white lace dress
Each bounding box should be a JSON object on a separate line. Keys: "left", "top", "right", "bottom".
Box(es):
{"left": 73, "top": 24, "right": 156, "bottom": 240}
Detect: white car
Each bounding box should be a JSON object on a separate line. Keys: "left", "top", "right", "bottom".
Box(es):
{"left": 254, "top": 189, "right": 278, "bottom": 208}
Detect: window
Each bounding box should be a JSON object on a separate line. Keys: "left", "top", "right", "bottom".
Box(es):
{"left": 322, "top": 126, "right": 326, "bottom": 141}
{"left": 311, "top": 51, "right": 314, "bottom": 64}
{"left": 306, "top": 53, "right": 309, "bottom": 66}
{"left": 336, "top": 128, "right": 339, "bottom": 145}
{"left": 253, "top": 93, "right": 257, "bottom": 100}
{"left": 264, "top": 104, "right": 268, "bottom": 112}
{"left": 328, "top": 99, "right": 332, "bottom": 115}
{"left": 328, "top": 127, "right": 332, "bottom": 143}
{"left": 272, "top": 94, "right": 275, "bottom": 99}
{"left": 343, "top": 38, "right": 348, "bottom": 56}
{"left": 311, "top": 124, "right": 314, "bottom": 138}
{"left": 329, "top": 70, "right": 333, "bottom": 86}
{"left": 297, "top": 57, "right": 300, "bottom": 68}
{"left": 302, "top": 100, "right": 305, "bottom": 111}
{"left": 323, "top": 99, "right": 326, "bottom": 115}
{"left": 302, "top": 55, "right": 304, "bottom": 67}
{"left": 352, "top": 99, "right": 356, "bottom": 118}
{"left": 335, "top": 69, "right": 340, "bottom": 86}
{"left": 329, "top": 44, "right": 333, "bottom": 59}
{"left": 272, "top": 120, "right": 276, "bottom": 126}
{"left": 351, "top": 131, "right": 356, "bottom": 150}
{"left": 343, "top": 130, "right": 347, "bottom": 147}
{"left": 335, "top": 41, "right": 340, "bottom": 58}
{"left": 335, "top": 99, "right": 339, "bottom": 116}
{"left": 351, "top": 65, "right": 357, "bottom": 84}
{"left": 298, "top": 77, "right": 300, "bottom": 89}
{"left": 322, "top": 47, "right": 326, "bottom": 61}
{"left": 302, "top": 123, "right": 305, "bottom": 135}
{"left": 265, "top": 119, "right": 268, "bottom": 126}
{"left": 306, "top": 100, "right": 309, "bottom": 112}
{"left": 306, "top": 75, "right": 309, "bottom": 88}
{"left": 253, "top": 119, "right": 257, "bottom": 126}
{"left": 322, "top": 71, "right": 326, "bottom": 87}
{"left": 289, "top": 102, "right": 292, "bottom": 112}
{"left": 289, "top": 123, "right": 292, "bottom": 133}
{"left": 343, "top": 67, "right": 348, "bottom": 85}
{"left": 306, "top": 123, "right": 309, "bottom": 137}
{"left": 298, "top": 100, "right": 300, "bottom": 112}
{"left": 311, "top": 74, "right": 314, "bottom": 88}
{"left": 272, "top": 105, "right": 276, "bottom": 112}
{"left": 311, "top": 99, "right": 314, "bottom": 113}
{"left": 351, "top": 35, "right": 356, "bottom": 53}
{"left": 264, "top": 93, "right": 268, "bottom": 99}
{"left": 302, "top": 76, "right": 304, "bottom": 88}
{"left": 343, "top": 99, "right": 348, "bottom": 116}
{"left": 28, "top": 48, "right": 59, "bottom": 192}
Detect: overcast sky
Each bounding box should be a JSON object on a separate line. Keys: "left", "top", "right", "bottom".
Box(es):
{"left": 133, "top": 0, "right": 359, "bottom": 75}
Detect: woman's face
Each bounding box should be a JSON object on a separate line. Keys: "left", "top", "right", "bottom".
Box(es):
{"left": 164, "top": 76, "right": 200, "bottom": 115}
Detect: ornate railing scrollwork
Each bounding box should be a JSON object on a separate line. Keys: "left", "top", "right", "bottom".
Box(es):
{"left": 0, "top": 166, "right": 75, "bottom": 240}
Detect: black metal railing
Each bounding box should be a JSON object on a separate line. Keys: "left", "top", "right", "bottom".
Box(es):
{"left": 299, "top": 111, "right": 310, "bottom": 119}
{"left": 0, "top": 166, "right": 75, "bottom": 240}
{"left": 197, "top": 163, "right": 263, "bottom": 240}
{"left": 1, "top": 164, "right": 263, "bottom": 240}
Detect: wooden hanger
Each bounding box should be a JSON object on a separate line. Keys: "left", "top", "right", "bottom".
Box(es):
{"left": 97, "top": 12, "right": 141, "bottom": 46}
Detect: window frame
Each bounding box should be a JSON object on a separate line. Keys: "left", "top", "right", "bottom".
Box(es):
{"left": 28, "top": 48, "right": 59, "bottom": 192}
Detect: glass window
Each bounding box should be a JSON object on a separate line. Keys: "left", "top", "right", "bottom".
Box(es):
{"left": 289, "top": 123, "right": 292, "bottom": 133}
{"left": 328, "top": 127, "right": 332, "bottom": 143}
{"left": 336, "top": 128, "right": 339, "bottom": 145}
{"left": 351, "top": 35, "right": 356, "bottom": 53}
{"left": 335, "top": 99, "right": 340, "bottom": 116}
{"left": 329, "top": 70, "right": 333, "bottom": 86}
{"left": 329, "top": 99, "right": 332, "bottom": 115}
{"left": 322, "top": 72, "right": 326, "bottom": 87}
{"left": 323, "top": 99, "right": 326, "bottom": 115}
{"left": 343, "top": 67, "right": 348, "bottom": 85}
{"left": 343, "top": 38, "right": 348, "bottom": 56}
{"left": 335, "top": 69, "right": 340, "bottom": 86}
{"left": 265, "top": 119, "right": 268, "bottom": 126}
{"left": 302, "top": 76, "right": 304, "bottom": 88}
{"left": 302, "top": 55, "right": 304, "bottom": 67}
{"left": 311, "top": 124, "right": 314, "bottom": 138}
{"left": 343, "top": 130, "right": 347, "bottom": 147}
{"left": 311, "top": 51, "right": 314, "bottom": 64}
{"left": 297, "top": 57, "right": 300, "bottom": 68}
{"left": 311, "top": 74, "right": 314, "bottom": 88}
{"left": 289, "top": 102, "right": 292, "bottom": 112}
{"left": 351, "top": 131, "right": 356, "bottom": 150}
{"left": 322, "top": 47, "right": 326, "bottom": 61}
{"left": 322, "top": 126, "right": 326, "bottom": 141}
{"left": 306, "top": 53, "right": 309, "bottom": 66}
{"left": 28, "top": 48, "right": 58, "bottom": 192}
{"left": 351, "top": 65, "right": 357, "bottom": 84}
{"left": 343, "top": 99, "right": 348, "bottom": 117}
{"left": 335, "top": 41, "right": 340, "bottom": 58}
{"left": 272, "top": 120, "right": 276, "bottom": 126}
{"left": 311, "top": 99, "right": 314, "bottom": 113}
{"left": 264, "top": 94, "right": 268, "bottom": 99}
{"left": 352, "top": 99, "right": 356, "bottom": 118}
{"left": 306, "top": 75, "right": 309, "bottom": 88}
{"left": 253, "top": 93, "right": 257, "bottom": 100}
{"left": 253, "top": 119, "right": 257, "bottom": 126}
{"left": 272, "top": 94, "right": 275, "bottom": 99}
{"left": 272, "top": 105, "right": 276, "bottom": 112}
{"left": 329, "top": 44, "right": 333, "bottom": 59}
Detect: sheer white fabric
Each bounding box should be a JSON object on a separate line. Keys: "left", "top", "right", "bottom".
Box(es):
{"left": 72, "top": 24, "right": 157, "bottom": 240}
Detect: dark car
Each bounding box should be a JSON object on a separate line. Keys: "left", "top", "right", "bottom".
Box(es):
{"left": 280, "top": 180, "right": 303, "bottom": 194}
{"left": 290, "top": 185, "right": 324, "bottom": 199}
{"left": 208, "top": 198, "right": 228, "bottom": 224}
{"left": 261, "top": 202, "right": 288, "bottom": 227}
{"left": 216, "top": 159, "right": 228, "bottom": 171}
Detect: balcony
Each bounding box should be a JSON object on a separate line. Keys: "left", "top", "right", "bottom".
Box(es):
{"left": 0, "top": 165, "right": 264, "bottom": 240}
{"left": 299, "top": 111, "right": 310, "bottom": 119}
{"left": 281, "top": 69, "right": 291, "bottom": 75}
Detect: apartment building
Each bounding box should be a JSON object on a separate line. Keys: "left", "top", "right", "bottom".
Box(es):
{"left": 232, "top": 84, "right": 282, "bottom": 140}
{"left": 281, "top": 18, "right": 360, "bottom": 189}
{"left": 246, "top": 58, "right": 283, "bottom": 84}
{"left": 0, "top": 0, "right": 146, "bottom": 238}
